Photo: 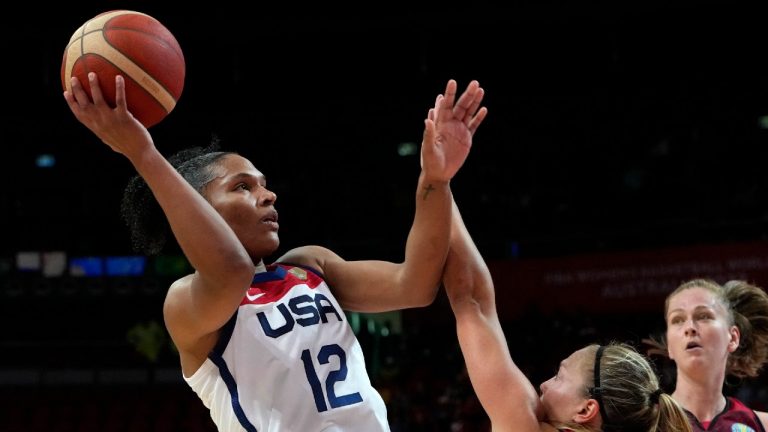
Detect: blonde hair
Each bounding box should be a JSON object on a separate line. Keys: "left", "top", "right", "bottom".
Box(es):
{"left": 553, "top": 343, "right": 692, "bottom": 432}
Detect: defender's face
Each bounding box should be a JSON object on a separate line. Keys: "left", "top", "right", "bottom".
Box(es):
{"left": 665, "top": 287, "right": 737, "bottom": 374}
{"left": 539, "top": 347, "right": 591, "bottom": 425}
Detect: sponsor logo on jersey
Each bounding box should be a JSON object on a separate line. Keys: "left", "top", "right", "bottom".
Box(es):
{"left": 246, "top": 292, "right": 266, "bottom": 301}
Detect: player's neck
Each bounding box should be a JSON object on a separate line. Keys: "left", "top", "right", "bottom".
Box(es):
{"left": 673, "top": 379, "right": 726, "bottom": 423}
{"left": 254, "top": 260, "right": 267, "bottom": 274}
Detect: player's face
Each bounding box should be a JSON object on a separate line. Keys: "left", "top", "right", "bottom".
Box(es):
{"left": 539, "top": 346, "right": 592, "bottom": 425}
{"left": 203, "top": 154, "right": 280, "bottom": 260}
{"left": 665, "top": 286, "right": 738, "bottom": 374}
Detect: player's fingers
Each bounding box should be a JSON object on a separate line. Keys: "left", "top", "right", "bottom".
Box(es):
{"left": 453, "top": 80, "right": 479, "bottom": 121}
{"left": 423, "top": 118, "right": 435, "bottom": 145}
{"left": 463, "top": 87, "right": 485, "bottom": 124}
{"left": 69, "top": 77, "right": 91, "bottom": 108}
{"left": 433, "top": 94, "right": 444, "bottom": 123}
{"left": 468, "top": 107, "right": 488, "bottom": 135}
{"left": 88, "top": 72, "right": 107, "bottom": 106}
{"left": 114, "top": 75, "right": 127, "bottom": 111}
{"left": 441, "top": 80, "right": 457, "bottom": 113}
{"left": 63, "top": 90, "right": 77, "bottom": 109}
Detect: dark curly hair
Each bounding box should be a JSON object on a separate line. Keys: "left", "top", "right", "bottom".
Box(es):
{"left": 120, "top": 140, "right": 236, "bottom": 255}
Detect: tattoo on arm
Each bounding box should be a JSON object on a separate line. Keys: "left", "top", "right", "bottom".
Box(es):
{"left": 422, "top": 184, "right": 435, "bottom": 201}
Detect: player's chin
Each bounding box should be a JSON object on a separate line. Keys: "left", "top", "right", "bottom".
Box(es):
{"left": 249, "top": 232, "right": 280, "bottom": 257}
{"left": 264, "top": 234, "right": 281, "bottom": 254}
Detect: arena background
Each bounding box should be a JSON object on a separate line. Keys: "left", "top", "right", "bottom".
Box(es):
{"left": 2, "top": 2, "right": 768, "bottom": 430}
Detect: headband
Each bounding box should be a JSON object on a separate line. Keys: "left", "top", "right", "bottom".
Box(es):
{"left": 588, "top": 345, "right": 610, "bottom": 425}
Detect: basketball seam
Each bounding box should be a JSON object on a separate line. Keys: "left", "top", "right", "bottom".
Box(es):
{"left": 86, "top": 31, "right": 178, "bottom": 113}
{"left": 102, "top": 26, "right": 184, "bottom": 61}
{"left": 64, "top": 27, "right": 183, "bottom": 102}
{"left": 78, "top": 53, "right": 168, "bottom": 113}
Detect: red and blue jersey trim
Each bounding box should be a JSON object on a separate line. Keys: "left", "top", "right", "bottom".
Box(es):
{"left": 241, "top": 263, "right": 325, "bottom": 306}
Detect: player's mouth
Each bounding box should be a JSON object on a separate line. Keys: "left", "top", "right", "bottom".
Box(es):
{"left": 262, "top": 210, "right": 279, "bottom": 230}
{"left": 685, "top": 341, "right": 702, "bottom": 351}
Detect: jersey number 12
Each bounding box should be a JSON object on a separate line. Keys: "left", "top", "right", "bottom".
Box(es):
{"left": 301, "top": 344, "right": 363, "bottom": 412}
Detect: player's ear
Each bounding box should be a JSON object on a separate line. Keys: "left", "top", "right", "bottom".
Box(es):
{"left": 574, "top": 398, "right": 600, "bottom": 424}
{"left": 727, "top": 325, "right": 740, "bottom": 353}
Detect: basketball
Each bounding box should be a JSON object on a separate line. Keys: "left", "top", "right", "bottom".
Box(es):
{"left": 61, "top": 10, "right": 185, "bottom": 128}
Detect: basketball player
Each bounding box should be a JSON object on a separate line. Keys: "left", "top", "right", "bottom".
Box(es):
{"left": 63, "top": 72, "right": 486, "bottom": 431}
{"left": 441, "top": 194, "right": 693, "bottom": 432}
{"left": 646, "top": 279, "right": 768, "bottom": 431}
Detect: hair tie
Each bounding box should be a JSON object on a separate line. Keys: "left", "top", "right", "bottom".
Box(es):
{"left": 649, "top": 388, "right": 663, "bottom": 405}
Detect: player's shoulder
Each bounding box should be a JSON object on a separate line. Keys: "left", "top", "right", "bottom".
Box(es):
{"left": 756, "top": 409, "right": 768, "bottom": 428}
{"left": 170, "top": 273, "right": 194, "bottom": 288}
{"left": 275, "top": 245, "right": 341, "bottom": 271}
{"left": 165, "top": 273, "right": 194, "bottom": 298}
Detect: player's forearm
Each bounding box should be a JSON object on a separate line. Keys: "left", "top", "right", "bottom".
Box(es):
{"left": 451, "top": 250, "right": 538, "bottom": 429}
{"left": 444, "top": 200, "right": 495, "bottom": 311}
{"left": 399, "top": 171, "right": 452, "bottom": 306}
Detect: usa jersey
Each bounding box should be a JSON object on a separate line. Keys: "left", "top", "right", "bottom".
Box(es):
{"left": 685, "top": 397, "right": 765, "bottom": 432}
{"left": 184, "top": 264, "right": 390, "bottom": 432}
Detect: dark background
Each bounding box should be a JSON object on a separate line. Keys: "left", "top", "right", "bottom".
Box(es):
{"left": 3, "top": 2, "right": 768, "bottom": 430}
{"left": 5, "top": 1, "right": 768, "bottom": 261}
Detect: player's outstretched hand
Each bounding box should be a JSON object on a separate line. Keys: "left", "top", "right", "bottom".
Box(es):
{"left": 421, "top": 79, "right": 487, "bottom": 182}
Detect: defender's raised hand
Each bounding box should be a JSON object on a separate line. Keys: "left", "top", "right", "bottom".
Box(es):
{"left": 421, "top": 79, "right": 487, "bottom": 182}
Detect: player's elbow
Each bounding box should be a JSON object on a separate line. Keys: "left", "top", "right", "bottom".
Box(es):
{"left": 410, "top": 282, "right": 441, "bottom": 307}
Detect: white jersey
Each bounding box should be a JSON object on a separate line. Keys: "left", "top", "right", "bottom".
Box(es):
{"left": 184, "top": 263, "right": 390, "bottom": 432}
